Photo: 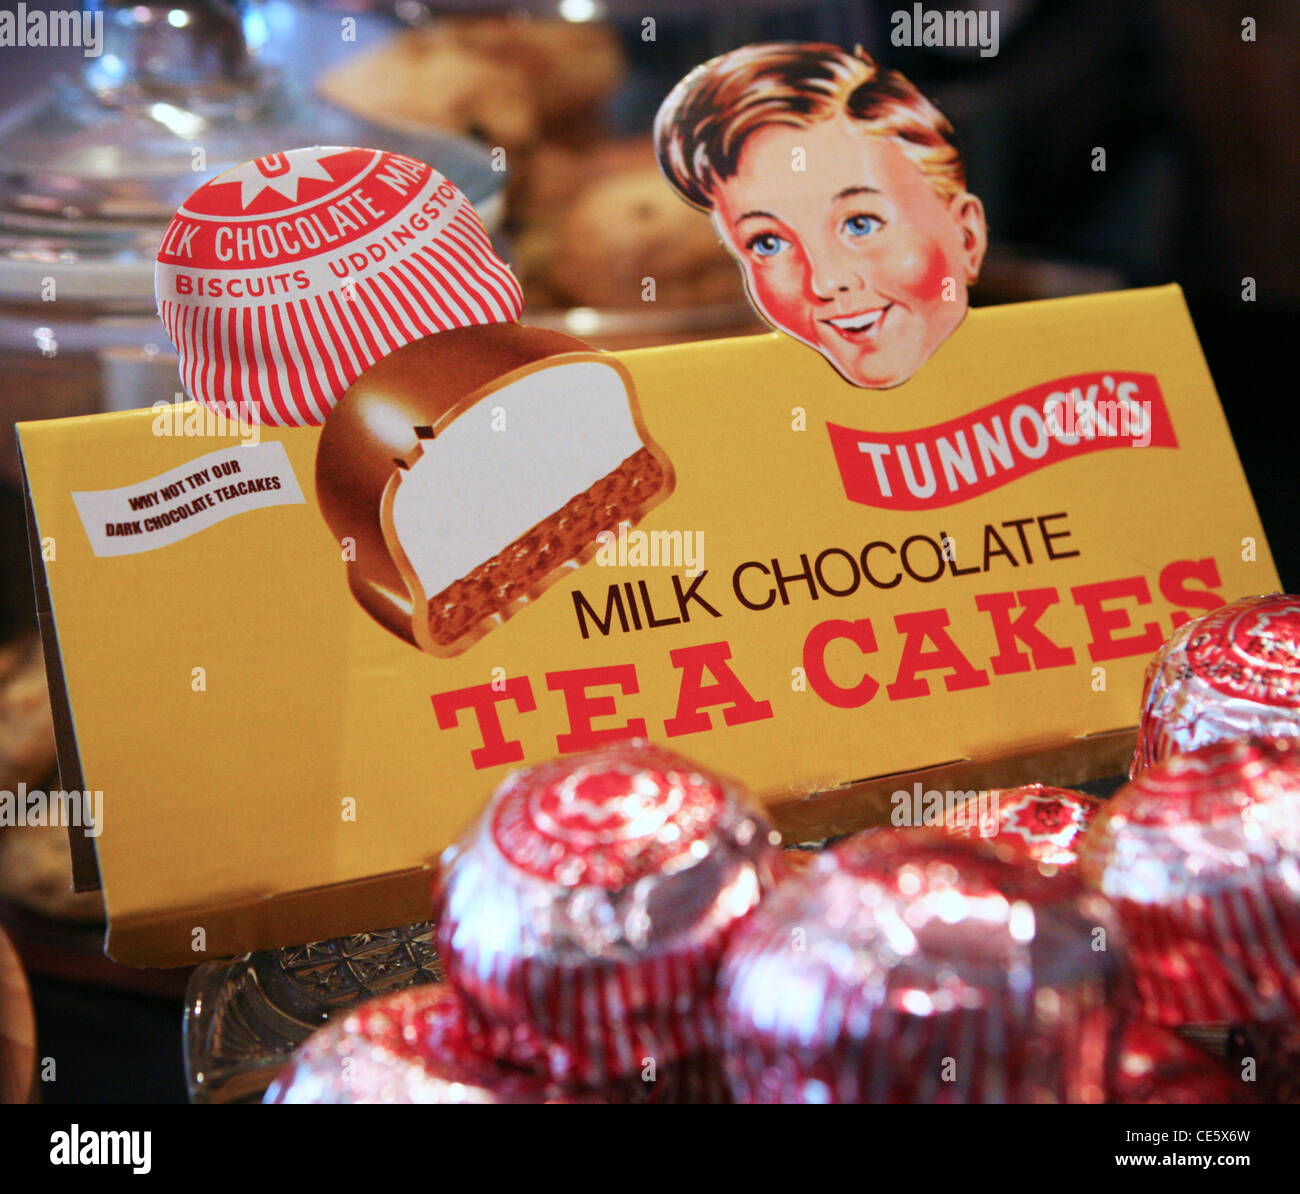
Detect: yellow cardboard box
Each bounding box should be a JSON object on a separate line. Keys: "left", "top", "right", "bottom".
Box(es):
{"left": 18, "top": 284, "right": 1278, "bottom": 966}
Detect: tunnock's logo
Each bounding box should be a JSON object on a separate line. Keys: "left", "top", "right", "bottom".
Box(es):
{"left": 827, "top": 372, "right": 1176, "bottom": 511}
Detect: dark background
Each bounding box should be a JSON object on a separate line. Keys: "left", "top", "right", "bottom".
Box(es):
{"left": 0, "top": 0, "right": 1296, "bottom": 1103}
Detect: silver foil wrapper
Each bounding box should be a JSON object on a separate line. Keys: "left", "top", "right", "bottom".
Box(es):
{"left": 1132, "top": 593, "right": 1300, "bottom": 778}
{"left": 432, "top": 741, "right": 784, "bottom": 1086}
{"left": 1113, "top": 1022, "right": 1254, "bottom": 1104}
{"left": 1080, "top": 738, "right": 1300, "bottom": 1025}
{"left": 263, "top": 983, "right": 586, "bottom": 1104}
{"left": 720, "top": 831, "right": 1130, "bottom": 1103}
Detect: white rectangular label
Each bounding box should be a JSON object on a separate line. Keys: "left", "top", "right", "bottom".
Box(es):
{"left": 72, "top": 442, "right": 305, "bottom": 557}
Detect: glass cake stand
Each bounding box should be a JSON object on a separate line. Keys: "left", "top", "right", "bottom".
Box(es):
{"left": 184, "top": 921, "right": 442, "bottom": 1104}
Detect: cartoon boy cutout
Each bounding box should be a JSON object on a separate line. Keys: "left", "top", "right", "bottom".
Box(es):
{"left": 655, "top": 43, "right": 988, "bottom": 390}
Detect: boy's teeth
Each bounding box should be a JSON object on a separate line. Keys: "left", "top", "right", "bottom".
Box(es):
{"left": 829, "top": 311, "right": 882, "bottom": 332}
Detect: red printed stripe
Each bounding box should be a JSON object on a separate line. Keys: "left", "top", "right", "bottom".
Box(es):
{"left": 410, "top": 244, "right": 476, "bottom": 327}
{"left": 211, "top": 306, "right": 230, "bottom": 413}
{"left": 258, "top": 305, "right": 292, "bottom": 426}
{"left": 441, "top": 214, "right": 511, "bottom": 320}
{"left": 276, "top": 299, "right": 317, "bottom": 420}
{"left": 296, "top": 294, "right": 345, "bottom": 412}
{"left": 324, "top": 290, "right": 367, "bottom": 380}
{"left": 427, "top": 238, "right": 493, "bottom": 324}
{"left": 390, "top": 259, "right": 454, "bottom": 335}
{"left": 828, "top": 372, "right": 1176, "bottom": 510}
{"left": 401, "top": 255, "right": 460, "bottom": 330}
{"left": 440, "top": 228, "right": 509, "bottom": 323}
{"left": 242, "top": 306, "right": 274, "bottom": 426}
{"left": 288, "top": 297, "right": 333, "bottom": 425}
{"left": 404, "top": 248, "right": 470, "bottom": 329}
{"left": 356, "top": 276, "right": 410, "bottom": 357}
{"left": 197, "top": 306, "right": 212, "bottom": 412}
{"left": 347, "top": 282, "right": 392, "bottom": 364}
{"left": 372, "top": 268, "right": 429, "bottom": 344}
{"left": 423, "top": 233, "right": 492, "bottom": 323}
{"left": 270, "top": 303, "right": 311, "bottom": 424}
{"left": 446, "top": 211, "right": 522, "bottom": 315}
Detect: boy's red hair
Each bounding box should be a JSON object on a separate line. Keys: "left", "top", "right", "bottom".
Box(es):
{"left": 655, "top": 43, "right": 966, "bottom": 210}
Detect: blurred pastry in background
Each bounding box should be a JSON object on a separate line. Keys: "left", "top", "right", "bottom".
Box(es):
{"left": 515, "top": 142, "right": 746, "bottom": 311}
{"left": 0, "top": 823, "right": 105, "bottom": 924}
{"left": 0, "top": 633, "right": 105, "bottom": 923}
{"left": 319, "top": 25, "right": 538, "bottom": 150}
{"left": 318, "top": 17, "right": 742, "bottom": 313}
{"left": 445, "top": 15, "right": 625, "bottom": 137}
{"left": 0, "top": 634, "right": 54, "bottom": 796}
{"left": 317, "top": 16, "right": 624, "bottom": 153}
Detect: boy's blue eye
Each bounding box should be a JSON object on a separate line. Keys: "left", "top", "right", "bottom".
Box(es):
{"left": 843, "top": 214, "right": 881, "bottom": 238}
{"left": 749, "top": 233, "right": 787, "bottom": 258}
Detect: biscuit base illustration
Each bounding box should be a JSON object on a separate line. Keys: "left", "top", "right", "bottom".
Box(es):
{"left": 316, "top": 323, "right": 673, "bottom": 655}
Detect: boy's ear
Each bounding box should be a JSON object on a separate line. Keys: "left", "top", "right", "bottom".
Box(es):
{"left": 951, "top": 191, "right": 988, "bottom": 284}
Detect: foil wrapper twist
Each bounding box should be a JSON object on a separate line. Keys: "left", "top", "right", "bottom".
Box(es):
{"left": 941, "top": 783, "right": 1103, "bottom": 871}
{"left": 1113, "top": 1023, "right": 1253, "bottom": 1104}
{"left": 264, "top": 984, "right": 571, "bottom": 1104}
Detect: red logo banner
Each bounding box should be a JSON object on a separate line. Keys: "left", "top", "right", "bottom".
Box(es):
{"left": 827, "top": 372, "right": 1176, "bottom": 510}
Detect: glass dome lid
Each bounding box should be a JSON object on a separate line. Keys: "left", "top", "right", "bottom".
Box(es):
{"left": 0, "top": 1, "right": 502, "bottom": 305}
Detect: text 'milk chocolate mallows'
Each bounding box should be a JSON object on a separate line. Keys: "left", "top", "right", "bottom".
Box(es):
{"left": 156, "top": 146, "right": 673, "bottom": 655}
{"left": 156, "top": 146, "right": 523, "bottom": 426}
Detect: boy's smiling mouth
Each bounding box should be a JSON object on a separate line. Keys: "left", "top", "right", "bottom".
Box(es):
{"left": 821, "top": 304, "right": 892, "bottom": 342}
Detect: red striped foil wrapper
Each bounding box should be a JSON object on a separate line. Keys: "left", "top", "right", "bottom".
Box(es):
{"left": 265, "top": 983, "right": 570, "bottom": 1104}
{"left": 942, "top": 784, "right": 1103, "bottom": 871}
{"left": 1079, "top": 739, "right": 1300, "bottom": 1025}
{"left": 432, "top": 742, "right": 783, "bottom": 1087}
{"left": 263, "top": 982, "right": 718, "bottom": 1104}
{"left": 719, "top": 832, "right": 1130, "bottom": 1103}
{"left": 1113, "top": 1023, "right": 1253, "bottom": 1104}
{"left": 1132, "top": 593, "right": 1300, "bottom": 778}
{"left": 156, "top": 146, "right": 523, "bottom": 427}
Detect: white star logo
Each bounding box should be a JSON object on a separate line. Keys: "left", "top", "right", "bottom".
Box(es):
{"left": 217, "top": 150, "right": 341, "bottom": 211}
{"left": 1249, "top": 604, "right": 1300, "bottom": 643}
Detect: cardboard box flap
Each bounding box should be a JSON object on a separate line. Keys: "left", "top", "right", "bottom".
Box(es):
{"left": 20, "top": 461, "right": 98, "bottom": 892}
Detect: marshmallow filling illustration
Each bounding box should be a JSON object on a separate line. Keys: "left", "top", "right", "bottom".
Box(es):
{"left": 390, "top": 359, "right": 652, "bottom": 596}
{"left": 317, "top": 323, "right": 672, "bottom": 655}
